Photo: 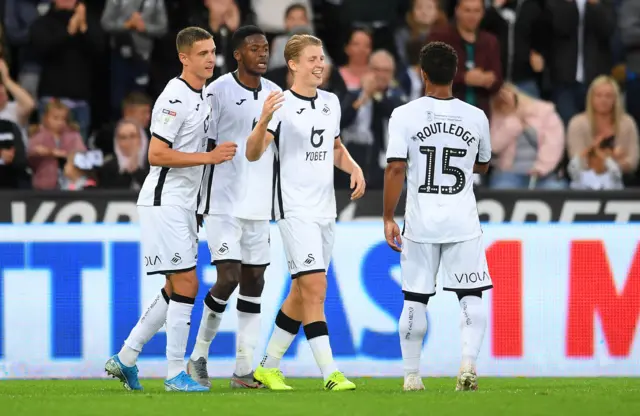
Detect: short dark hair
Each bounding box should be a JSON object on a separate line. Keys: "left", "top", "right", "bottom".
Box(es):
{"left": 176, "top": 26, "right": 212, "bottom": 53}
{"left": 285, "top": 3, "right": 308, "bottom": 19}
{"left": 419, "top": 41, "right": 458, "bottom": 86}
{"left": 231, "top": 25, "right": 266, "bottom": 52}
{"left": 122, "top": 91, "right": 151, "bottom": 108}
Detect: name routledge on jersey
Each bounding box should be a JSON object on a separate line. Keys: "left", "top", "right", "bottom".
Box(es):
{"left": 306, "top": 126, "right": 327, "bottom": 162}
{"left": 412, "top": 122, "right": 476, "bottom": 147}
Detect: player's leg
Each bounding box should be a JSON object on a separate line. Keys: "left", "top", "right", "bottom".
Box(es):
{"left": 441, "top": 236, "right": 493, "bottom": 391}
{"left": 398, "top": 238, "right": 440, "bottom": 391}
{"left": 229, "top": 219, "right": 271, "bottom": 388}
{"left": 105, "top": 206, "right": 174, "bottom": 391}
{"left": 188, "top": 215, "right": 242, "bottom": 386}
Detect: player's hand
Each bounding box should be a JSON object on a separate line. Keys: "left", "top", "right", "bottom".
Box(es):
{"left": 464, "top": 68, "right": 486, "bottom": 87}
{"left": 260, "top": 91, "right": 284, "bottom": 123}
{"left": 350, "top": 167, "right": 366, "bottom": 200}
{"left": 384, "top": 220, "right": 402, "bottom": 252}
{"left": 209, "top": 141, "right": 237, "bottom": 164}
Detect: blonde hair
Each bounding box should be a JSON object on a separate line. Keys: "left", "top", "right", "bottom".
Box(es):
{"left": 586, "top": 75, "right": 623, "bottom": 136}
{"left": 284, "top": 34, "right": 323, "bottom": 72}
{"left": 491, "top": 82, "right": 536, "bottom": 115}
{"left": 42, "top": 98, "right": 80, "bottom": 132}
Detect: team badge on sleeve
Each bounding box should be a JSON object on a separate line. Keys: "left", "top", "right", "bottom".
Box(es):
{"left": 161, "top": 109, "right": 177, "bottom": 124}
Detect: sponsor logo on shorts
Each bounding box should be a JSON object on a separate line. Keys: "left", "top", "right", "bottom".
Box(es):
{"left": 217, "top": 243, "right": 229, "bottom": 254}
{"left": 144, "top": 255, "right": 161, "bottom": 266}
{"left": 454, "top": 271, "right": 489, "bottom": 284}
{"left": 303, "top": 254, "right": 316, "bottom": 267}
{"left": 171, "top": 253, "right": 182, "bottom": 265}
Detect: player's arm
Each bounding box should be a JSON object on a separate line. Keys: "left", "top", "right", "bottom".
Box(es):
{"left": 334, "top": 137, "right": 365, "bottom": 200}
{"left": 383, "top": 111, "right": 408, "bottom": 252}
{"left": 246, "top": 91, "right": 284, "bottom": 161}
{"left": 473, "top": 115, "right": 492, "bottom": 174}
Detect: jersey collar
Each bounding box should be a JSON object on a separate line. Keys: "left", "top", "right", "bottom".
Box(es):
{"left": 176, "top": 77, "right": 203, "bottom": 99}
{"left": 232, "top": 71, "right": 262, "bottom": 100}
{"left": 427, "top": 95, "right": 455, "bottom": 101}
{"left": 289, "top": 89, "right": 318, "bottom": 109}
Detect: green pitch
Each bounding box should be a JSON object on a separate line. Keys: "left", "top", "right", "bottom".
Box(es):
{"left": 2, "top": 378, "right": 639, "bottom": 416}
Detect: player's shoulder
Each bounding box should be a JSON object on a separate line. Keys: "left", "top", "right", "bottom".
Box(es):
{"left": 453, "top": 99, "right": 488, "bottom": 123}
{"left": 206, "top": 73, "right": 235, "bottom": 95}
{"left": 261, "top": 77, "right": 282, "bottom": 92}
{"left": 317, "top": 88, "right": 340, "bottom": 107}
{"left": 390, "top": 97, "right": 424, "bottom": 120}
{"left": 156, "top": 78, "right": 198, "bottom": 107}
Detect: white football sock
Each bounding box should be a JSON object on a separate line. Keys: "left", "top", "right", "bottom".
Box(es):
{"left": 304, "top": 322, "right": 338, "bottom": 381}
{"left": 118, "top": 288, "right": 170, "bottom": 367}
{"left": 459, "top": 295, "right": 487, "bottom": 370}
{"left": 236, "top": 294, "right": 261, "bottom": 376}
{"left": 190, "top": 293, "right": 227, "bottom": 361}
{"left": 260, "top": 310, "right": 300, "bottom": 369}
{"left": 399, "top": 300, "right": 427, "bottom": 378}
{"left": 166, "top": 295, "right": 195, "bottom": 380}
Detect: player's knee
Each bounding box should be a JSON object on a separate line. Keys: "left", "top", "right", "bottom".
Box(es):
{"left": 456, "top": 290, "right": 482, "bottom": 301}
{"left": 214, "top": 263, "right": 241, "bottom": 297}
{"left": 239, "top": 266, "right": 266, "bottom": 297}
{"left": 163, "top": 279, "right": 173, "bottom": 298}
{"left": 297, "top": 273, "right": 327, "bottom": 304}
{"left": 169, "top": 268, "right": 199, "bottom": 297}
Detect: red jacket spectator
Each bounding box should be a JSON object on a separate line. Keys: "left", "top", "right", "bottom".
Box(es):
{"left": 427, "top": 24, "right": 503, "bottom": 117}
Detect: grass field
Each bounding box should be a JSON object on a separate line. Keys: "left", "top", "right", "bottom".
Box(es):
{"left": 1, "top": 378, "right": 639, "bottom": 415}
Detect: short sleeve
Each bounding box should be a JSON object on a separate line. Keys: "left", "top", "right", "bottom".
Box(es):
{"left": 150, "top": 94, "right": 188, "bottom": 145}
{"left": 267, "top": 107, "right": 283, "bottom": 137}
{"left": 206, "top": 85, "right": 221, "bottom": 142}
{"left": 333, "top": 94, "right": 341, "bottom": 138}
{"left": 476, "top": 114, "right": 492, "bottom": 164}
{"left": 385, "top": 109, "right": 408, "bottom": 162}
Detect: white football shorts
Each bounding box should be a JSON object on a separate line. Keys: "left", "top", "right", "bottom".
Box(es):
{"left": 138, "top": 205, "right": 198, "bottom": 275}
{"left": 203, "top": 214, "right": 270, "bottom": 267}
{"left": 277, "top": 217, "right": 335, "bottom": 279}
{"left": 401, "top": 235, "right": 493, "bottom": 297}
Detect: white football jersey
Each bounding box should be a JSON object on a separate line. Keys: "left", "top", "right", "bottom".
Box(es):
{"left": 268, "top": 89, "right": 341, "bottom": 220}
{"left": 198, "top": 73, "right": 282, "bottom": 219}
{"left": 386, "top": 97, "right": 491, "bottom": 243}
{"left": 137, "top": 78, "right": 211, "bottom": 210}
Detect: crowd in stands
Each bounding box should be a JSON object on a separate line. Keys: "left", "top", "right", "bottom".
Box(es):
{"left": 0, "top": 0, "right": 638, "bottom": 192}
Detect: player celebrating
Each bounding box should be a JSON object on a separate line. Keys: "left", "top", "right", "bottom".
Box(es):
{"left": 186, "top": 26, "right": 281, "bottom": 389}
{"left": 245, "top": 34, "right": 365, "bottom": 391}
{"left": 383, "top": 41, "right": 493, "bottom": 392}
{"left": 105, "top": 27, "right": 237, "bottom": 393}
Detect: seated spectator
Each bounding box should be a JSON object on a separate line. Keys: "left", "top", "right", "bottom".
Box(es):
{"left": 0, "top": 118, "right": 29, "bottom": 189}
{"left": 567, "top": 75, "right": 639, "bottom": 184}
{"left": 59, "top": 149, "right": 101, "bottom": 190}
{"left": 98, "top": 120, "right": 149, "bottom": 190}
{"left": 0, "top": 59, "right": 36, "bottom": 145}
{"left": 568, "top": 144, "right": 624, "bottom": 190}
{"left": 339, "top": 27, "right": 373, "bottom": 91}
{"left": 269, "top": 3, "right": 314, "bottom": 69}
{"left": 101, "top": 0, "right": 168, "bottom": 118}
{"left": 394, "top": 0, "right": 447, "bottom": 70}
{"left": 340, "top": 50, "right": 406, "bottom": 189}
{"left": 28, "top": 99, "right": 85, "bottom": 190}
{"left": 427, "top": 0, "right": 503, "bottom": 118}
{"left": 30, "top": 0, "right": 104, "bottom": 141}
{"left": 90, "top": 92, "right": 151, "bottom": 158}
{"left": 489, "top": 83, "right": 566, "bottom": 189}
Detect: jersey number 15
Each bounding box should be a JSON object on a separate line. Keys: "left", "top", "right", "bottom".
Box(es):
{"left": 418, "top": 146, "right": 467, "bottom": 195}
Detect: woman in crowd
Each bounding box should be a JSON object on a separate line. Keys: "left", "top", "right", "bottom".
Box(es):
{"left": 338, "top": 27, "right": 373, "bottom": 91}
{"left": 394, "top": 0, "right": 447, "bottom": 70}
{"left": 28, "top": 99, "right": 85, "bottom": 190}
{"left": 98, "top": 120, "right": 148, "bottom": 189}
{"left": 567, "top": 75, "right": 639, "bottom": 185}
{"left": 489, "top": 83, "right": 566, "bottom": 189}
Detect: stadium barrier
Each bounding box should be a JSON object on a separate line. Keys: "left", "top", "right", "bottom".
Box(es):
{"left": 1, "top": 189, "right": 640, "bottom": 223}
{"left": 0, "top": 223, "right": 638, "bottom": 379}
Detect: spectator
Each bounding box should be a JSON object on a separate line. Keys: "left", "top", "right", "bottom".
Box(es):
{"left": 90, "top": 91, "right": 151, "bottom": 158}
{"left": 427, "top": 0, "right": 503, "bottom": 118}
{"left": 394, "top": 0, "right": 447, "bottom": 70}
{"left": 101, "top": 0, "right": 167, "bottom": 118}
{"left": 545, "top": 0, "right": 616, "bottom": 126}
{"left": 481, "top": 0, "right": 546, "bottom": 97}
{"left": 250, "top": 0, "right": 312, "bottom": 38}
{"left": 567, "top": 75, "right": 639, "bottom": 182}
{"left": 188, "top": 0, "right": 240, "bottom": 80}
{"left": 568, "top": 143, "right": 624, "bottom": 190}
{"left": 30, "top": 0, "right": 104, "bottom": 141}
{"left": 399, "top": 37, "right": 425, "bottom": 101}
{"left": 269, "top": 3, "right": 314, "bottom": 69}
{"left": 0, "top": 59, "right": 36, "bottom": 145}
{"left": 97, "top": 120, "right": 149, "bottom": 189}
{"left": 28, "top": 99, "right": 85, "bottom": 190}
{"left": 59, "top": 150, "right": 100, "bottom": 190}
{"left": 619, "top": 0, "right": 640, "bottom": 129}
{"left": 489, "top": 83, "right": 566, "bottom": 189}
{"left": 4, "top": 0, "right": 43, "bottom": 98}
{"left": 340, "top": 50, "right": 406, "bottom": 189}
{"left": 0, "top": 118, "right": 29, "bottom": 189}
{"left": 339, "top": 27, "right": 373, "bottom": 91}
